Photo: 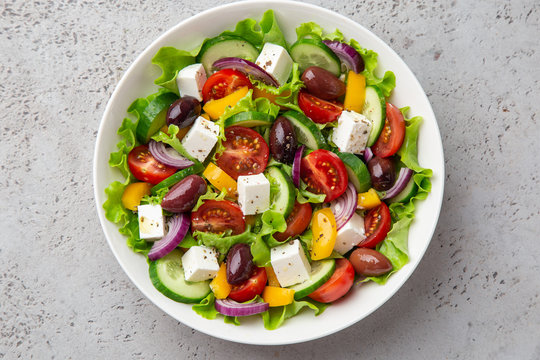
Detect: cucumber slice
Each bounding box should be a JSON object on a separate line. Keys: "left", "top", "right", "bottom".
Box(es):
{"left": 362, "top": 86, "right": 386, "bottom": 147}
{"left": 288, "top": 259, "right": 336, "bottom": 300}
{"left": 265, "top": 166, "right": 295, "bottom": 218}
{"left": 134, "top": 92, "right": 179, "bottom": 144}
{"left": 197, "top": 35, "right": 259, "bottom": 75}
{"left": 282, "top": 110, "right": 327, "bottom": 150}
{"left": 334, "top": 151, "right": 371, "bottom": 193}
{"left": 151, "top": 162, "right": 204, "bottom": 194}
{"left": 290, "top": 38, "right": 341, "bottom": 77}
{"left": 149, "top": 249, "right": 211, "bottom": 304}
{"left": 387, "top": 175, "right": 418, "bottom": 204}
{"left": 224, "top": 111, "right": 274, "bottom": 128}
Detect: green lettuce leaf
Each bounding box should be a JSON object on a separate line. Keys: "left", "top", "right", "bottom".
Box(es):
{"left": 261, "top": 298, "right": 329, "bottom": 330}
{"left": 192, "top": 293, "right": 219, "bottom": 319}
{"left": 296, "top": 180, "right": 326, "bottom": 204}
{"left": 108, "top": 117, "right": 138, "bottom": 180}
{"left": 192, "top": 186, "right": 228, "bottom": 212}
{"left": 151, "top": 124, "right": 199, "bottom": 163}
{"left": 295, "top": 22, "right": 323, "bottom": 40}
{"left": 151, "top": 47, "right": 196, "bottom": 94}
{"left": 179, "top": 232, "right": 198, "bottom": 249}
{"left": 259, "top": 9, "right": 288, "bottom": 50}
{"left": 258, "top": 210, "right": 288, "bottom": 248}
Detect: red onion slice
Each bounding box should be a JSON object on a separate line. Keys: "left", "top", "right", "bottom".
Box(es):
{"left": 149, "top": 140, "right": 194, "bottom": 169}
{"left": 212, "top": 57, "right": 279, "bottom": 87}
{"left": 292, "top": 145, "right": 305, "bottom": 187}
{"left": 148, "top": 213, "right": 190, "bottom": 261}
{"left": 383, "top": 167, "right": 414, "bottom": 199}
{"left": 322, "top": 40, "right": 365, "bottom": 73}
{"left": 215, "top": 298, "right": 269, "bottom": 317}
{"left": 330, "top": 182, "right": 358, "bottom": 230}
{"left": 363, "top": 147, "right": 373, "bottom": 163}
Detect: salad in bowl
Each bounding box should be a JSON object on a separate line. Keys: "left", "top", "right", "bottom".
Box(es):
{"left": 99, "top": 6, "right": 434, "bottom": 336}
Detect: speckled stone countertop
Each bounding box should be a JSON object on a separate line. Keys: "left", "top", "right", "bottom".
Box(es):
{"left": 1, "top": 0, "right": 539, "bottom": 358}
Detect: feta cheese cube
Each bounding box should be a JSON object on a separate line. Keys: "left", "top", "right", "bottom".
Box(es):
{"left": 255, "top": 43, "right": 293, "bottom": 86}
{"left": 181, "top": 116, "right": 219, "bottom": 162}
{"left": 270, "top": 239, "right": 311, "bottom": 287}
{"left": 333, "top": 213, "right": 366, "bottom": 255}
{"left": 137, "top": 204, "right": 165, "bottom": 240}
{"left": 181, "top": 246, "right": 220, "bottom": 282}
{"left": 331, "top": 110, "right": 372, "bottom": 154}
{"left": 176, "top": 63, "right": 207, "bottom": 101}
{"left": 237, "top": 173, "right": 270, "bottom": 215}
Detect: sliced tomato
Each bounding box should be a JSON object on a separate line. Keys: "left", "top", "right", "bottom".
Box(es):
{"left": 298, "top": 90, "right": 343, "bottom": 124}
{"left": 273, "top": 202, "right": 312, "bottom": 242}
{"left": 358, "top": 202, "right": 391, "bottom": 248}
{"left": 228, "top": 267, "right": 267, "bottom": 302}
{"left": 127, "top": 145, "right": 176, "bottom": 185}
{"left": 191, "top": 200, "right": 245, "bottom": 235}
{"left": 372, "top": 102, "right": 406, "bottom": 158}
{"left": 308, "top": 259, "right": 355, "bottom": 303}
{"left": 202, "top": 69, "right": 253, "bottom": 103}
{"left": 216, "top": 126, "right": 269, "bottom": 180}
{"left": 300, "top": 149, "right": 348, "bottom": 202}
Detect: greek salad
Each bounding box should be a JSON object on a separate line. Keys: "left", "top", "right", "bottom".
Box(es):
{"left": 103, "top": 10, "right": 432, "bottom": 330}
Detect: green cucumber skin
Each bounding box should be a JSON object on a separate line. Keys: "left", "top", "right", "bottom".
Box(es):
{"left": 224, "top": 111, "right": 274, "bottom": 128}
{"left": 289, "top": 259, "right": 336, "bottom": 300}
{"left": 151, "top": 162, "right": 204, "bottom": 194}
{"left": 290, "top": 38, "right": 341, "bottom": 77}
{"left": 282, "top": 110, "right": 327, "bottom": 150}
{"left": 149, "top": 250, "right": 211, "bottom": 304}
{"left": 135, "top": 92, "right": 179, "bottom": 144}
{"left": 266, "top": 166, "right": 295, "bottom": 218}
{"left": 334, "top": 151, "right": 372, "bottom": 193}
{"left": 363, "top": 86, "right": 386, "bottom": 147}
{"left": 197, "top": 35, "right": 259, "bottom": 75}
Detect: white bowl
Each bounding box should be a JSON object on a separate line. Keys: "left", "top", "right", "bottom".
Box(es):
{"left": 93, "top": 0, "right": 444, "bottom": 345}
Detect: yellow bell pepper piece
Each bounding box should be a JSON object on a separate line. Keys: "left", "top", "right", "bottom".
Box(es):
{"left": 121, "top": 182, "right": 153, "bottom": 211}
{"left": 262, "top": 286, "right": 295, "bottom": 307}
{"left": 200, "top": 113, "right": 210, "bottom": 120}
{"left": 311, "top": 208, "right": 337, "bottom": 260}
{"left": 357, "top": 188, "right": 381, "bottom": 210}
{"left": 343, "top": 71, "right": 366, "bottom": 113}
{"left": 202, "top": 163, "right": 238, "bottom": 197}
{"left": 265, "top": 266, "right": 281, "bottom": 287}
{"left": 210, "top": 263, "right": 231, "bottom": 299}
{"left": 202, "top": 86, "right": 250, "bottom": 119}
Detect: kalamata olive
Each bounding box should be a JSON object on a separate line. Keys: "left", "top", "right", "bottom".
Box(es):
{"left": 269, "top": 116, "right": 297, "bottom": 164}
{"left": 226, "top": 243, "right": 255, "bottom": 285}
{"left": 161, "top": 175, "right": 206, "bottom": 213}
{"left": 349, "top": 248, "right": 393, "bottom": 276}
{"left": 301, "top": 66, "right": 346, "bottom": 100}
{"left": 166, "top": 96, "right": 201, "bottom": 128}
{"left": 367, "top": 156, "right": 395, "bottom": 191}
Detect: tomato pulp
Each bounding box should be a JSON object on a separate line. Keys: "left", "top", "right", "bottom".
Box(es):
{"left": 372, "top": 102, "right": 406, "bottom": 158}
{"left": 300, "top": 149, "right": 348, "bottom": 202}
{"left": 202, "top": 69, "right": 253, "bottom": 103}
{"left": 273, "top": 202, "right": 313, "bottom": 242}
{"left": 228, "top": 267, "right": 267, "bottom": 302}
{"left": 191, "top": 200, "right": 245, "bottom": 235}
{"left": 298, "top": 90, "right": 343, "bottom": 124}
{"left": 127, "top": 145, "right": 176, "bottom": 185}
{"left": 308, "top": 258, "right": 355, "bottom": 303}
{"left": 358, "top": 202, "right": 391, "bottom": 248}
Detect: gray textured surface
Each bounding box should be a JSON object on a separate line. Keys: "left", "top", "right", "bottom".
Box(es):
{"left": 1, "top": 0, "right": 539, "bottom": 358}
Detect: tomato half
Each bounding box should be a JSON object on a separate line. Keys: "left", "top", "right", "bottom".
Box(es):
{"left": 228, "top": 267, "right": 267, "bottom": 302}
{"left": 273, "top": 202, "right": 312, "bottom": 242}
{"left": 127, "top": 145, "right": 176, "bottom": 185}
{"left": 358, "top": 202, "right": 391, "bottom": 248}
{"left": 191, "top": 200, "right": 245, "bottom": 235}
{"left": 308, "top": 259, "right": 355, "bottom": 303}
{"left": 300, "top": 149, "right": 348, "bottom": 202}
{"left": 216, "top": 126, "right": 269, "bottom": 180}
{"left": 202, "top": 69, "right": 253, "bottom": 103}
{"left": 372, "top": 102, "right": 406, "bottom": 158}
{"left": 298, "top": 90, "right": 343, "bottom": 124}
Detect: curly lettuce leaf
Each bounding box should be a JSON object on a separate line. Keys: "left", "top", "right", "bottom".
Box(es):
{"left": 261, "top": 298, "right": 329, "bottom": 330}
{"left": 296, "top": 180, "right": 326, "bottom": 204}
{"left": 259, "top": 9, "right": 288, "bottom": 50}
{"left": 295, "top": 22, "right": 323, "bottom": 40}
{"left": 192, "top": 186, "right": 228, "bottom": 211}
{"left": 151, "top": 47, "right": 196, "bottom": 94}
{"left": 151, "top": 124, "right": 199, "bottom": 163}
{"left": 251, "top": 62, "right": 304, "bottom": 112}
{"left": 108, "top": 117, "right": 138, "bottom": 180}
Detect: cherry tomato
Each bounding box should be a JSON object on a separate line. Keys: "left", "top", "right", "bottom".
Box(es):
{"left": 228, "top": 267, "right": 267, "bottom": 302}
{"left": 372, "top": 102, "right": 406, "bottom": 158}
{"left": 127, "top": 145, "right": 176, "bottom": 185}
{"left": 298, "top": 90, "right": 343, "bottom": 124}
{"left": 216, "top": 126, "right": 269, "bottom": 180}
{"left": 191, "top": 200, "right": 245, "bottom": 235}
{"left": 358, "top": 202, "right": 391, "bottom": 248}
{"left": 308, "top": 259, "right": 355, "bottom": 303}
{"left": 300, "top": 149, "right": 348, "bottom": 202}
{"left": 202, "top": 69, "right": 253, "bottom": 103}
{"left": 273, "top": 202, "right": 312, "bottom": 242}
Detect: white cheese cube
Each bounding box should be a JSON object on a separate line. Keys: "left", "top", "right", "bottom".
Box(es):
{"left": 176, "top": 63, "right": 207, "bottom": 101}
{"left": 331, "top": 110, "right": 372, "bottom": 154}
{"left": 255, "top": 43, "right": 293, "bottom": 86}
{"left": 237, "top": 173, "right": 270, "bottom": 215}
{"left": 181, "top": 116, "right": 219, "bottom": 162}
{"left": 270, "top": 239, "right": 311, "bottom": 287}
{"left": 181, "top": 246, "right": 220, "bottom": 282}
{"left": 137, "top": 204, "right": 165, "bottom": 241}
{"left": 333, "top": 213, "right": 366, "bottom": 255}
